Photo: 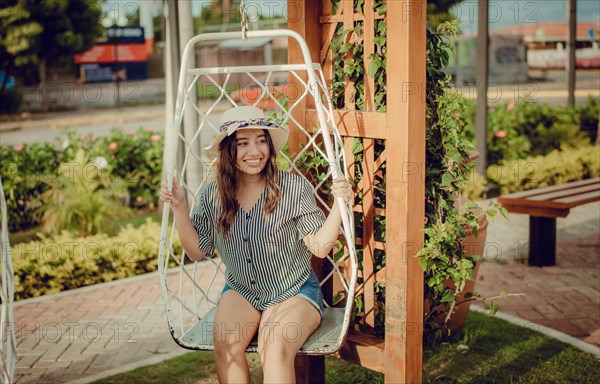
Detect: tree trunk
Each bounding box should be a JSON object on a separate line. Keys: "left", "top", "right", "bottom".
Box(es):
{"left": 39, "top": 59, "right": 47, "bottom": 111}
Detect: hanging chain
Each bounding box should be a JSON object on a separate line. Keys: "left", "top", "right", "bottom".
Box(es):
{"left": 240, "top": 0, "right": 248, "bottom": 40}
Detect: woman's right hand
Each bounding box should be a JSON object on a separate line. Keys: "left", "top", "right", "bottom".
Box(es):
{"left": 160, "top": 178, "right": 186, "bottom": 209}
{"left": 160, "top": 178, "right": 205, "bottom": 262}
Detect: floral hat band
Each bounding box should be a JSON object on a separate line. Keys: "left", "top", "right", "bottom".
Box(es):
{"left": 202, "top": 106, "right": 289, "bottom": 159}
{"left": 220, "top": 118, "right": 286, "bottom": 136}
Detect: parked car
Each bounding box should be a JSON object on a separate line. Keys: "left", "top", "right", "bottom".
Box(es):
{"left": 0, "top": 72, "right": 15, "bottom": 90}
{"left": 231, "top": 74, "right": 296, "bottom": 109}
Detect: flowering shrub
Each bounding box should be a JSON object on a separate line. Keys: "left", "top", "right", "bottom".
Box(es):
{"left": 0, "top": 128, "right": 164, "bottom": 232}
{"left": 38, "top": 149, "right": 131, "bottom": 236}
{"left": 0, "top": 141, "right": 63, "bottom": 231}
{"left": 93, "top": 128, "right": 163, "bottom": 208}
{"left": 459, "top": 97, "right": 596, "bottom": 165}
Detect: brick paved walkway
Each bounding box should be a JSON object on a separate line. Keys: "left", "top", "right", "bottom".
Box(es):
{"left": 474, "top": 233, "right": 600, "bottom": 347}
{"left": 13, "top": 269, "right": 224, "bottom": 384}
{"left": 12, "top": 202, "right": 600, "bottom": 383}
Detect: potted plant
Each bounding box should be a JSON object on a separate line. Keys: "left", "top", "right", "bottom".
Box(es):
{"left": 418, "top": 21, "right": 506, "bottom": 346}
{"left": 313, "top": 5, "right": 506, "bottom": 344}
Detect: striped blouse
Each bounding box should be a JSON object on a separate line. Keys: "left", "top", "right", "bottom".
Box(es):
{"left": 191, "top": 170, "right": 326, "bottom": 311}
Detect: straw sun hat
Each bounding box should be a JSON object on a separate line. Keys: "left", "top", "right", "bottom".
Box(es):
{"left": 202, "top": 106, "right": 289, "bottom": 158}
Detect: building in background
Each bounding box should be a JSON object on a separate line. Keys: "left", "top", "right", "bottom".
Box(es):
{"left": 74, "top": 27, "right": 149, "bottom": 83}
{"left": 496, "top": 22, "right": 600, "bottom": 69}
{"left": 449, "top": 33, "right": 529, "bottom": 84}
{"left": 448, "top": 22, "right": 599, "bottom": 84}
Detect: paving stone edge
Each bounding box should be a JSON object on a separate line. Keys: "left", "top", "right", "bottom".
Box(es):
{"left": 63, "top": 348, "right": 191, "bottom": 384}
{"left": 470, "top": 305, "right": 600, "bottom": 358}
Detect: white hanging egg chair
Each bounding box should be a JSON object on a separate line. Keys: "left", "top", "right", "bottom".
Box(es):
{"left": 157, "top": 28, "right": 357, "bottom": 355}
{"left": 0, "top": 177, "right": 16, "bottom": 382}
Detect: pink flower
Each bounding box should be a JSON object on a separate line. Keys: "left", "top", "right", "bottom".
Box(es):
{"left": 150, "top": 134, "right": 161, "bottom": 142}
{"left": 109, "top": 142, "right": 117, "bottom": 151}
{"left": 495, "top": 130, "right": 507, "bottom": 138}
{"left": 145, "top": 127, "right": 153, "bottom": 132}
{"left": 506, "top": 102, "right": 515, "bottom": 111}
{"left": 128, "top": 131, "right": 137, "bottom": 136}
{"left": 13, "top": 145, "right": 23, "bottom": 152}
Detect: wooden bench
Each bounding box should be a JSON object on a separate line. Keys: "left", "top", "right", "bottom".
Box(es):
{"left": 497, "top": 178, "right": 600, "bottom": 266}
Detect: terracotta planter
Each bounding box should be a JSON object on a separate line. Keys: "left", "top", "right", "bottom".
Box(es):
{"left": 446, "top": 212, "right": 488, "bottom": 333}
{"left": 424, "top": 212, "right": 489, "bottom": 335}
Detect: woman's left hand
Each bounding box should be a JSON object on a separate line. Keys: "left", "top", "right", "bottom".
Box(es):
{"left": 331, "top": 178, "right": 353, "bottom": 203}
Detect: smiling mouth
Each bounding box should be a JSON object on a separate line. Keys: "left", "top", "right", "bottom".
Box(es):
{"left": 244, "top": 159, "right": 262, "bottom": 166}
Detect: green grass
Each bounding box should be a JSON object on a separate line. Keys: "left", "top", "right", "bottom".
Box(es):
{"left": 422, "top": 312, "right": 599, "bottom": 384}
{"left": 91, "top": 311, "right": 599, "bottom": 384}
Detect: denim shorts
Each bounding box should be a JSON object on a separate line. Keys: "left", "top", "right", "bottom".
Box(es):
{"left": 221, "top": 271, "right": 324, "bottom": 317}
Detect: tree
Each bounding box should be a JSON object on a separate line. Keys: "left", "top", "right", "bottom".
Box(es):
{"left": 0, "top": 0, "right": 42, "bottom": 94}
{"left": 0, "top": 0, "right": 102, "bottom": 96}
{"left": 27, "top": 0, "right": 101, "bottom": 60}
{"left": 200, "top": 0, "right": 236, "bottom": 26}
{"left": 427, "top": 0, "right": 463, "bottom": 29}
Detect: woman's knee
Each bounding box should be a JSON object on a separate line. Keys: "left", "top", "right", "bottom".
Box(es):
{"left": 213, "top": 334, "right": 247, "bottom": 359}
{"left": 213, "top": 323, "right": 256, "bottom": 357}
{"left": 257, "top": 335, "right": 299, "bottom": 365}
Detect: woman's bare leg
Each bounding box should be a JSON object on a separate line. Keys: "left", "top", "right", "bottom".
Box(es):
{"left": 257, "top": 297, "right": 321, "bottom": 383}
{"left": 213, "top": 290, "right": 261, "bottom": 384}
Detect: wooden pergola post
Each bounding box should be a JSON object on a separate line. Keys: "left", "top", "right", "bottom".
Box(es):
{"left": 288, "top": 2, "right": 326, "bottom": 383}
{"left": 289, "top": 0, "right": 426, "bottom": 382}
{"left": 385, "top": 1, "right": 426, "bottom": 382}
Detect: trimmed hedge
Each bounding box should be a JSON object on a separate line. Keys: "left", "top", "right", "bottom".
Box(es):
{"left": 461, "top": 145, "right": 600, "bottom": 199}
{"left": 488, "top": 145, "right": 599, "bottom": 195}
{"left": 11, "top": 219, "right": 180, "bottom": 301}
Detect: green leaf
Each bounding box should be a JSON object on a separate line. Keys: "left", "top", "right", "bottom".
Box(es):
{"left": 489, "top": 301, "right": 499, "bottom": 316}
{"left": 368, "top": 59, "right": 381, "bottom": 77}
{"left": 499, "top": 207, "right": 510, "bottom": 221}
{"left": 339, "top": 43, "right": 352, "bottom": 55}
{"left": 441, "top": 291, "right": 455, "bottom": 303}
{"left": 352, "top": 139, "right": 364, "bottom": 154}
{"left": 440, "top": 172, "right": 454, "bottom": 188}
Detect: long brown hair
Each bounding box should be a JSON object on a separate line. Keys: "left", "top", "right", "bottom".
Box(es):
{"left": 216, "top": 129, "right": 281, "bottom": 238}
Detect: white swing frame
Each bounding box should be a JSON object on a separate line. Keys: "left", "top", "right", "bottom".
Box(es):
{"left": 0, "top": 177, "right": 16, "bottom": 383}
{"left": 158, "top": 29, "right": 358, "bottom": 355}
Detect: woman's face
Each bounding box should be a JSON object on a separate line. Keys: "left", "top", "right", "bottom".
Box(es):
{"left": 234, "top": 129, "right": 270, "bottom": 177}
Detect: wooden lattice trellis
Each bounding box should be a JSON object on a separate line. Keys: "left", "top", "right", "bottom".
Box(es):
{"left": 289, "top": 0, "right": 426, "bottom": 383}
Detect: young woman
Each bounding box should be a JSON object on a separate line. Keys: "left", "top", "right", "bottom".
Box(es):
{"left": 160, "top": 106, "right": 352, "bottom": 383}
